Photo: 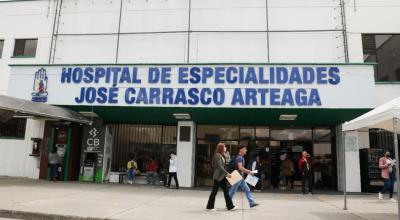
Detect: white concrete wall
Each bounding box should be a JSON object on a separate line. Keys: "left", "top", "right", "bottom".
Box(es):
{"left": 0, "top": 119, "right": 45, "bottom": 179}
{"left": 0, "top": 0, "right": 55, "bottom": 95}
{"left": 375, "top": 84, "right": 400, "bottom": 106}
{"left": 176, "top": 121, "right": 196, "bottom": 187}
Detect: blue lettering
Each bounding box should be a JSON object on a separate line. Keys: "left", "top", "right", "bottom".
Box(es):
{"left": 95, "top": 67, "right": 106, "bottom": 83}
{"left": 281, "top": 89, "right": 294, "bottom": 106}
{"left": 245, "top": 67, "right": 258, "bottom": 84}
{"left": 148, "top": 67, "right": 160, "bottom": 84}
{"left": 72, "top": 68, "right": 83, "bottom": 83}
{"left": 161, "top": 67, "right": 171, "bottom": 84}
{"left": 131, "top": 67, "right": 141, "bottom": 83}
{"left": 213, "top": 88, "right": 225, "bottom": 105}
{"left": 136, "top": 88, "right": 148, "bottom": 104}
{"left": 231, "top": 89, "right": 244, "bottom": 106}
{"left": 111, "top": 67, "right": 121, "bottom": 87}
{"left": 119, "top": 67, "right": 131, "bottom": 84}
{"left": 178, "top": 67, "right": 188, "bottom": 84}
{"left": 295, "top": 89, "right": 308, "bottom": 106}
{"left": 328, "top": 67, "right": 340, "bottom": 85}
{"left": 276, "top": 67, "right": 288, "bottom": 84}
{"left": 288, "top": 67, "right": 302, "bottom": 84}
{"left": 149, "top": 88, "right": 161, "bottom": 104}
{"left": 188, "top": 88, "right": 199, "bottom": 105}
{"left": 108, "top": 87, "right": 118, "bottom": 104}
{"left": 200, "top": 88, "right": 212, "bottom": 105}
{"left": 189, "top": 67, "right": 201, "bottom": 84}
{"left": 162, "top": 88, "right": 174, "bottom": 104}
{"left": 125, "top": 88, "right": 136, "bottom": 104}
{"left": 245, "top": 88, "right": 257, "bottom": 105}
{"left": 270, "top": 88, "right": 280, "bottom": 105}
{"left": 75, "top": 87, "right": 85, "bottom": 103}
{"left": 202, "top": 67, "right": 213, "bottom": 84}
{"left": 85, "top": 87, "right": 96, "bottom": 104}
{"left": 61, "top": 67, "right": 72, "bottom": 83}
{"left": 316, "top": 67, "right": 328, "bottom": 84}
{"left": 226, "top": 67, "right": 238, "bottom": 84}
{"left": 215, "top": 67, "right": 225, "bottom": 84}
{"left": 96, "top": 87, "right": 107, "bottom": 104}
{"left": 258, "top": 67, "right": 269, "bottom": 84}
{"left": 302, "top": 67, "right": 315, "bottom": 84}
{"left": 174, "top": 88, "right": 187, "bottom": 105}
{"left": 308, "top": 89, "right": 322, "bottom": 106}
{"left": 83, "top": 67, "right": 94, "bottom": 83}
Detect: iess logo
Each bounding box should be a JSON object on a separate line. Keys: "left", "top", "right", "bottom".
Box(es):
{"left": 31, "top": 68, "right": 48, "bottom": 102}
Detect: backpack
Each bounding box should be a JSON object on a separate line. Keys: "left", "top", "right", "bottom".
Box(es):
{"left": 227, "top": 156, "right": 237, "bottom": 173}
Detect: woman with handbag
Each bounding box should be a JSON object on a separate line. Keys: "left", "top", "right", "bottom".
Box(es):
{"left": 206, "top": 143, "right": 237, "bottom": 211}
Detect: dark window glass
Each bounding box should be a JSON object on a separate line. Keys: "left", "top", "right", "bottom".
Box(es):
{"left": 13, "top": 39, "right": 37, "bottom": 57}
{"left": 179, "top": 126, "right": 191, "bottom": 142}
{"left": 0, "top": 118, "right": 27, "bottom": 138}
{"left": 362, "top": 34, "right": 400, "bottom": 82}
{"left": 109, "top": 124, "right": 177, "bottom": 172}
{"left": 0, "top": 40, "right": 4, "bottom": 58}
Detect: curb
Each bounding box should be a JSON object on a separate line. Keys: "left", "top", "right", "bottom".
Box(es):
{"left": 0, "top": 209, "right": 116, "bottom": 220}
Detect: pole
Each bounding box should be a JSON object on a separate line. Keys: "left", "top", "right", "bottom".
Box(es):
{"left": 343, "top": 129, "right": 347, "bottom": 210}
{"left": 393, "top": 118, "right": 400, "bottom": 220}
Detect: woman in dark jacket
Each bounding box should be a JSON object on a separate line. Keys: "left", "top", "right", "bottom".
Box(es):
{"left": 206, "top": 143, "right": 237, "bottom": 211}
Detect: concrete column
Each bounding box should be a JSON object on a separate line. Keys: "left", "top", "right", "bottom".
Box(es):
{"left": 176, "top": 121, "right": 196, "bottom": 188}
{"left": 23, "top": 118, "right": 45, "bottom": 179}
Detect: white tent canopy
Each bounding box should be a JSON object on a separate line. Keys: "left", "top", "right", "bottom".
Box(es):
{"left": 343, "top": 97, "right": 400, "bottom": 132}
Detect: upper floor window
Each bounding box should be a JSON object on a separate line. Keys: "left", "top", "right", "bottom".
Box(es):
{"left": 13, "top": 39, "right": 37, "bottom": 57}
{"left": 362, "top": 34, "right": 400, "bottom": 82}
{"left": 0, "top": 40, "right": 4, "bottom": 58}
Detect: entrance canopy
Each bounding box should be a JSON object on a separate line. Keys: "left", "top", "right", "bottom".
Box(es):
{"left": 67, "top": 105, "right": 369, "bottom": 126}
{"left": 0, "top": 94, "right": 91, "bottom": 124}
{"left": 343, "top": 97, "right": 400, "bottom": 132}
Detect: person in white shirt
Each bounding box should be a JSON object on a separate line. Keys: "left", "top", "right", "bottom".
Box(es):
{"left": 48, "top": 148, "right": 60, "bottom": 181}
{"left": 166, "top": 152, "right": 179, "bottom": 189}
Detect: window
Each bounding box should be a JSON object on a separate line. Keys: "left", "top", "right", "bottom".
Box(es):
{"left": 0, "top": 40, "right": 4, "bottom": 58}
{"left": 13, "top": 39, "right": 37, "bottom": 57}
{"left": 0, "top": 118, "right": 27, "bottom": 139}
{"left": 362, "top": 34, "right": 400, "bottom": 82}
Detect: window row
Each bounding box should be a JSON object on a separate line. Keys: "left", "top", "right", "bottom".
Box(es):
{"left": 0, "top": 39, "right": 38, "bottom": 58}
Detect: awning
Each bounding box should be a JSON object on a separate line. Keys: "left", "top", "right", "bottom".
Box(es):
{"left": 342, "top": 96, "right": 400, "bottom": 132}
{"left": 0, "top": 94, "right": 91, "bottom": 124}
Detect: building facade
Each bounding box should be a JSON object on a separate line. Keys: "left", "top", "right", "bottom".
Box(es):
{"left": 0, "top": 0, "right": 400, "bottom": 192}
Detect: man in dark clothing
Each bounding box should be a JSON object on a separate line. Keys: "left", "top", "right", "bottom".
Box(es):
{"left": 299, "top": 150, "right": 313, "bottom": 194}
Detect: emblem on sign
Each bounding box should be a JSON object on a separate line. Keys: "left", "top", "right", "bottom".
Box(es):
{"left": 31, "top": 68, "right": 48, "bottom": 102}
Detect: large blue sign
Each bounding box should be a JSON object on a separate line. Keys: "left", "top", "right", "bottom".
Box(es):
{"left": 58, "top": 65, "right": 341, "bottom": 107}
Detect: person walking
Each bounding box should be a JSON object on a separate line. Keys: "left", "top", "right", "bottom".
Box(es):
{"left": 127, "top": 155, "right": 138, "bottom": 185}
{"left": 378, "top": 151, "right": 397, "bottom": 202}
{"left": 48, "top": 148, "right": 60, "bottom": 181}
{"left": 249, "top": 155, "right": 263, "bottom": 192}
{"left": 281, "top": 153, "right": 295, "bottom": 190}
{"left": 299, "top": 150, "right": 313, "bottom": 194}
{"left": 229, "top": 145, "right": 259, "bottom": 208}
{"left": 206, "top": 143, "right": 237, "bottom": 211}
{"left": 167, "top": 152, "right": 179, "bottom": 189}
{"left": 146, "top": 156, "right": 159, "bottom": 185}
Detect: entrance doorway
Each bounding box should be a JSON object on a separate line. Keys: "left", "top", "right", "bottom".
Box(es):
{"left": 195, "top": 125, "right": 336, "bottom": 190}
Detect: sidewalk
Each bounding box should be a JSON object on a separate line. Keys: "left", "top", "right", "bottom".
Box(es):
{"left": 0, "top": 178, "right": 396, "bottom": 220}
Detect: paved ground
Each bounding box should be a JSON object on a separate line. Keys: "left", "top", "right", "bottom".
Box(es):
{"left": 0, "top": 177, "right": 397, "bottom": 220}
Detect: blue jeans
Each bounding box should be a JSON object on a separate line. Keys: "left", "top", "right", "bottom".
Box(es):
{"left": 49, "top": 164, "right": 58, "bottom": 180}
{"left": 381, "top": 172, "right": 396, "bottom": 198}
{"left": 128, "top": 169, "right": 135, "bottom": 182}
{"left": 229, "top": 179, "right": 256, "bottom": 206}
{"left": 146, "top": 172, "right": 158, "bottom": 184}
